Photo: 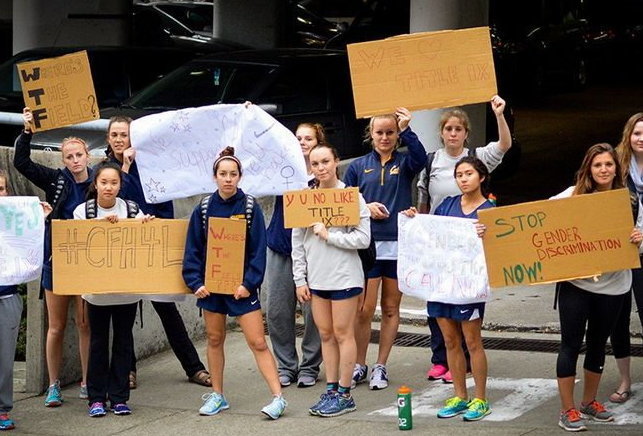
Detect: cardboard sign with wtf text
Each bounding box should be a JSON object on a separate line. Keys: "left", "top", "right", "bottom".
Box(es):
{"left": 477, "top": 189, "right": 640, "bottom": 288}
{"left": 17, "top": 50, "right": 99, "bottom": 132}
{"left": 205, "top": 217, "right": 246, "bottom": 294}
{"left": 283, "top": 187, "right": 360, "bottom": 228}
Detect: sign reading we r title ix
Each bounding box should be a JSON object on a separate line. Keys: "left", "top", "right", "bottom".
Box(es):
{"left": 17, "top": 50, "right": 99, "bottom": 132}
{"left": 478, "top": 189, "right": 640, "bottom": 288}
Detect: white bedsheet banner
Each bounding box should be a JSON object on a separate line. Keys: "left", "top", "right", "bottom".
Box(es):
{"left": 397, "top": 214, "right": 491, "bottom": 304}
{"left": 0, "top": 197, "right": 44, "bottom": 285}
{"left": 130, "top": 104, "right": 308, "bottom": 203}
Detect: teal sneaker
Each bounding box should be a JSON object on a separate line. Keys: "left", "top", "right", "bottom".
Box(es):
{"left": 0, "top": 414, "right": 16, "bottom": 430}
{"left": 463, "top": 398, "right": 491, "bottom": 421}
{"left": 44, "top": 380, "right": 63, "bottom": 407}
{"left": 261, "top": 395, "right": 287, "bottom": 420}
{"left": 199, "top": 392, "right": 229, "bottom": 416}
{"left": 437, "top": 396, "right": 469, "bottom": 418}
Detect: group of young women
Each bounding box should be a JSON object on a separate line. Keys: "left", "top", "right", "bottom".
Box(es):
{"left": 1, "top": 99, "right": 641, "bottom": 431}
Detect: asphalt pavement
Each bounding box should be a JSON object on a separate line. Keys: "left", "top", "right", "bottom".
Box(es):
{"left": 9, "top": 283, "right": 643, "bottom": 435}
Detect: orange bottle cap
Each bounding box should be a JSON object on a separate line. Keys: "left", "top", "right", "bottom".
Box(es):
{"left": 398, "top": 385, "right": 412, "bottom": 394}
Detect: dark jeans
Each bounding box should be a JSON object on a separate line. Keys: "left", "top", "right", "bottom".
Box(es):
{"left": 131, "top": 301, "right": 205, "bottom": 378}
{"left": 557, "top": 282, "right": 627, "bottom": 377}
{"left": 610, "top": 265, "right": 643, "bottom": 358}
{"left": 87, "top": 302, "right": 138, "bottom": 405}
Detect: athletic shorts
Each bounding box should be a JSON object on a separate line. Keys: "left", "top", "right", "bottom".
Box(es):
{"left": 197, "top": 292, "right": 261, "bottom": 317}
{"left": 366, "top": 259, "right": 397, "bottom": 280}
{"left": 310, "top": 287, "right": 362, "bottom": 301}
{"left": 427, "top": 301, "right": 485, "bottom": 321}
{"left": 41, "top": 264, "right": 53, "bottom": 291}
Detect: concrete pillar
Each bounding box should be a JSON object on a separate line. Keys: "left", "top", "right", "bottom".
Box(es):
{"left": 409, "top": 0, "right": 489, "bottom": 151}
{"left": 13, "top": 0, "right": 130, "bottom": 54}
{"left": 212, "top": 0, "right": 281, "bottom": 48}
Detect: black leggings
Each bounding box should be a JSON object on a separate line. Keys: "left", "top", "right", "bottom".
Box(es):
{"left": 556, "top": 281, "right": 627, "bottom": 378}
{"left": 610, "top": 265, "right": 643, "bottom": 358}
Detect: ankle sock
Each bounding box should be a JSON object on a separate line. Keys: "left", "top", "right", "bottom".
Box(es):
{"left": 326, "top": 382, "right": 339, "bottom": 393}
{"left": 338, "top": 385, "right": 351, "bottom": 398}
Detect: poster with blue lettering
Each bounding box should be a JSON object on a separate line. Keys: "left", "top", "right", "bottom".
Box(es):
{"left": 0, "top": 197, "right": 45, "bottom": 285}
{"left": 130, "top": 104, "right": 308, "bottom": 203}
{"left": 397, "top": 214, "right": 490, "bottom": 304}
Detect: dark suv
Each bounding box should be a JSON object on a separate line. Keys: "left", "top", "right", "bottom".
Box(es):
{"left": 31, "top": 48, "right": 369, "bottom": 159}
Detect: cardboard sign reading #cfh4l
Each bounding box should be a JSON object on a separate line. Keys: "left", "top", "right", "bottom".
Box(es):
{"left": 477, "top": 189, "right": 640, "bottom": 288}
{"left": 283, "top": 187, "right": 360, "bottom": 228}
{"left": 17, "top": 50, "right": 99, "bottom": 132}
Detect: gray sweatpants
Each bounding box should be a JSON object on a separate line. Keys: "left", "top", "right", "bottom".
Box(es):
{"left": 265, "top": 248, "right": 321, "bottom": 380}
{"left": 0, "top": 293, "right": 22, "bottom": 413}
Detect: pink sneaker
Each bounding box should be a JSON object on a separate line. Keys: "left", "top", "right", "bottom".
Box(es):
{"left": 442, "top": 370, "right": 453, "bottom": 384}
{"left": 427, "top": 364, "right": 448, "bottom": 380}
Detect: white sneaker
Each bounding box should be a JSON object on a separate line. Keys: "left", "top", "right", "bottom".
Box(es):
{"left": 369, "top": 364, "right": 388, "bottom": 390}
{"left": 351, "top": 364, "right": 368, "bottom": 389}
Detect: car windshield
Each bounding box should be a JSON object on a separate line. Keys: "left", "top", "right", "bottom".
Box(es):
{"left": 125, "top": 62, "right": 274, "bottom": 109}
{"left": 156, "top": 4, "right": 214, "bottom": 33}
{"left": 0, "top": 54, "right": 44, "bottom": 96}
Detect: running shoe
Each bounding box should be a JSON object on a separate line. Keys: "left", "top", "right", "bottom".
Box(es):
{"left": 437, "top": 396, "right": 469, "bottom": 418}
{"left": 88, "top": 402, "right": 107, "bottom": 418}
{"left": 279, "top": 375, "right": 293, "bottom": 387}
{"left": 261, "top": 395, "right": 287, "bottom": 420}
{"left": 112, "top": 403, "right": 132, "bottom": 415}
{"left": 351, "top": 364, "right": 368, "bottom": 389}
{"left": 79, "top": 383, "right": 88, "bottom": 399}
{"left": 0, "top": 414, "right": 15, "bottom": 430}
{"left": 580, "top": 400, "right": 613, "bottom": 422}
{"left": 442, "top": 370, "right": 453, "bottom": 384}
{"left": 317, "top": 394, "right": 356, "bottom": 417}
{"left": 427, "top": 364, "right": 448, "bottom": 380}
{"left": 309, "top": 392, "right": 333, "bottom": 416}
{"left": 297, "top": 375, "right": 317, "bottom": 388}
{"left": 463, "top": 398, "right": 491, "bottom": 421}
{"left": 199, "top": 392, "right": 229, "bottom": 416}
{"left": 369, "top": 364, "right": 388, "bottom": 390}
{"left": 558, "top": 408, "right": 588, "bottom": 432}
{"left": 44, "top": 380, "right": 63, "bottom": 407}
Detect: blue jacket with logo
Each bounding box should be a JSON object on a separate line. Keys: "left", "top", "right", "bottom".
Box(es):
{"left": 344, "top": 128, "right": 426, "bottom": 241}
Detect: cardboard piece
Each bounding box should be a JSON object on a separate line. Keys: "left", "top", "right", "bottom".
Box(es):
{"left": 17, "top": 50, "right": 99, "bottom": 132}
{"left": 52, "top": 219, "right": 190, "bottom": 295}
{"left": 283, "top": 187, "right": 360, "bottom": 228}
{"left": 347, "top": 26, "right": 497, "bottom": 118}
{"left": 204, "top": 217, "right": 246, "bottom": 295}
{"left": 477, "top": 189, "right": 640, "bottom": 288}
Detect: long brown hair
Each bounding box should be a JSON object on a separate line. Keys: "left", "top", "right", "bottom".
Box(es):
{"left": 615, "top": 112, "right": 643, "bottom": 184}
{"left": 439, "top": 108, "right": 471, "bottom": 147}
{"left": 105, "top": 115, "right": 133, "bottom": 157}
{"left": 309, "top": 143, "right": 340, "bottom": 187}
{"left": 297, "top": 122, "right": 326, "bottom": 145}
{"left": 573, "top": 143, "right": 624, "bottom": 195}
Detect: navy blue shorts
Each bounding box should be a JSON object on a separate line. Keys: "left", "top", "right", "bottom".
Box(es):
{"left": 366, "top": 259, "right": 397, "bottom": 280}
{"left": 310, "top": 287, "right": 362, "bottom": 301}
{"left": 197, "top": 292, "right": 261, "bottom": 317}
{"left": 41, "top": 264, "right": 53, "bottom": 291}
{"left": 427, "top": 301, "right": 485, "bottom": 321}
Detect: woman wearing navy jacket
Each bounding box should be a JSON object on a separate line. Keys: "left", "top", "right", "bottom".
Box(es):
{"left": 103, "top": 116, "right": 210, "bottom": 389}
{"left": 183, "top": 147, "right": 286, "bottom": 419}
{"left": 343, "top": 107, "right": 427, "bottom": 390}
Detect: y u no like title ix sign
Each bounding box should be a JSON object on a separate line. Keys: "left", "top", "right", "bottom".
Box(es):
{"left": 477, "top": 189, "right": 640, "bottom": 288}
{"left": 52, "top": 219, "right": 189, "bottom": 295}
{"left": 283, "top": 187, "right": 360, "bottom": 228}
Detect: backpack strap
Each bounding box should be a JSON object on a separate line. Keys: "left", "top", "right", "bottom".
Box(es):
{"left": 424, "top": 151, "right": 436, "bottom": 178}
{"left": 201, "top": 194, "right": 212, "bottom": 234}
{"left": 244, "top": 194, "right": 255, "bottom": 229}
{"left": 125, "top": 200, "right": 140, "bottom": 218}
{"left": 85, "top": 198, "right": 97, "bottom": 219}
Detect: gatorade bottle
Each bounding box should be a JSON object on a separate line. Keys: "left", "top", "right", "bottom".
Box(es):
{"left": 397, "top": 385, "right": 413, "bottom": 430}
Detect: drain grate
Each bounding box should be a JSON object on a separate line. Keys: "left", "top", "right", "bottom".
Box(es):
{"left": 281, "top": 324, "right": 643, "bottom": 357}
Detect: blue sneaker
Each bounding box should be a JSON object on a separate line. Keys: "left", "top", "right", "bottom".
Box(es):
{"left": 351, "top": 364, "right": 368, "bottom": 389}
{"left": 88, "top": 402, "right": 107, "bottom": 417}
{"left": 437, "top": 396, "right": 469, "bottom": 418}
{"left": 199, "top": 392, "right": 229, "bottom": 416}
{"left": 0, "top": 414, "right": 16, "bottom": 430}
{"left": 309, "top": 392, "right": 333, "bottom": 416}
{"left": 318, "top": 394, "right": 356, "bottom": 417}
{"left": 463, "top": 398, "right": 491, "bottom": 421}
{"left": 261, "top": 395, "right": 287, "bottom": 420}
{"left": 112, "top": 403, "right": 132, "bottom": 415}
{"left": 44, "top": 380, "right": 63, "bottom": 407}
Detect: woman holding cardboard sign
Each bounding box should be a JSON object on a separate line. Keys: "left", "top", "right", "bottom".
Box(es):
{"left": 182, "top": 147, "right": 287, "bottom": 420}
{"left": 13, "top": 107, "right": 93, "bottom": 407}
{"left": 610, "top": 113, "right": 643, "bottom": 404}
{"left": 550, "top": 143, "right": 643, "bottom": 432}
{"left": 292, "top": 143, "right": 371, "bottom": 417}
{"left": 343, "top": 107, "right": 426, "bottom": 391}
{"left": 73, "top": 160, "right": 153, "bottom": 418}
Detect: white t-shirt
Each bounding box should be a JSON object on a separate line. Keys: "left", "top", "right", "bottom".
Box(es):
{"left": 74, "top": 198, "right": 145, "bottom": 306}
{"left": 417, "top": 142, "right": 505, "bottom": 213}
